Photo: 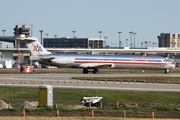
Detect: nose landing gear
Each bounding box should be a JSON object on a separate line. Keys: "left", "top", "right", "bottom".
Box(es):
{"left": 165, "top": 69, "right": 169, "bottom": 74}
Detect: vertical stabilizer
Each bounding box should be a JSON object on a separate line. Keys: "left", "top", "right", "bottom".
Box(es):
{"left": 21, "top": 37, "right": 51, "bottom": 56}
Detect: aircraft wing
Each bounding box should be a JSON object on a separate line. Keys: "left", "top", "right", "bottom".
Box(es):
{"left": 30, "top": 55, "right": 55, "bottom": 61}
{"left": 39, "top": 55, "right": 55, "bottom": 59}
{"left": 78, "top": 63, "right": 114, "bottom": 69}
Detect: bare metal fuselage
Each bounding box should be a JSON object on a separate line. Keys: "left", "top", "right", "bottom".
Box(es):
{"left": 41, "top": 53, "right": 175, "bottom": 70}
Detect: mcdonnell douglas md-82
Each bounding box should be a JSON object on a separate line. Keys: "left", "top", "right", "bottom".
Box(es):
{"left": 19, "top": 36, "right": 175, "bottom": 74}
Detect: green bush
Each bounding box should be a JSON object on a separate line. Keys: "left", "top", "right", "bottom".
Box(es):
{"left": 25, "top": 109, "right": 32, "bottom": 112}
{"left": 78, "top": 109, "right": 86, "bottom": 112}
{"left": 9, "top": 108, "right": 18, "bottom": 112}
{"left": 60, "top": 108, "right": 72, "bottom": 112}
{"left": 156, "top": 106, "right": 173, "bottom": 111}
{"left": 173, "top": 107, "right": 179, "bottom": 111}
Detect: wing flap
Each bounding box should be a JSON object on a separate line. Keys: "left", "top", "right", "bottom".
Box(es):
{"left": 30, "top": 55, "right": 54, "bottom": 61}
{"left": 40, "top": 55, "right": 55, "bottom": 59}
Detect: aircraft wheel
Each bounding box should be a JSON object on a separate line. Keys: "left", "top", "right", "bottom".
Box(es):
{"left": 93, "top": 69, "right": 98, "bottom": 74}
{"left": 165, "top": 69, "right": 169, "bottom": 74}
{"left": 83, "top": 69, "right": 88, "bottom": 74}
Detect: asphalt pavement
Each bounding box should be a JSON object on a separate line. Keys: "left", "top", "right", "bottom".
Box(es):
{"left": 0, "top": 74, "right": 180, "bottom": 92}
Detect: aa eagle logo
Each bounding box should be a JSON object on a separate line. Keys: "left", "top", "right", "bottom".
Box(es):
{"left": 33, "top": 44, "right": 42, "bottom": 52}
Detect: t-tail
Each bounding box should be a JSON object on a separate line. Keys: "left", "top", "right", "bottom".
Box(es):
{"left": 20, "top": 37, "right": 51, "bottom": 56}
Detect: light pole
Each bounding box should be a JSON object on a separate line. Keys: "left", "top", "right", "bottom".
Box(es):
{"left": 2, "top": 30, "right": 6, "bottom": 37}
{"left": 119, "top": 41, "right": 122, "bottom": 48}
{"left": 39, "top": 30, "right": 43, "bottom": 46}
{"left": 118, "top": 32, "right": 122, "bottom": 48}
{"left": 145, "top": 41, "right": 148, "bottom": 48}
{"left": 153, "top": 42, "right": 155, "bottom": 48}
{"left": 72, "top": 31, "right": 76, "bottom": 38}
{"left": 126, "top": 39, "right": 128, "bottom": 47}
{"left": 155, "top": 43, "right": 157, "bottom": 48}
{"left": 129, "top": 32, "right": 133, "bottom": 48}
{"left": 104, "top": 37, "right": 107, "bottom": 47}
{"left": 31, "top": 24, "right": 33, "bottom": 36}
{"left": 133, "top": 33, "right": 136, "bottom": 48}
{"left": 45, "top": 34, "right": 49, "bottom": 38}
{"left": 177, "top": 37, "right": 179, "bottom": 48}
{"left": 111, "top": 42, "right": 114, "bottom": 47}
{"left": 141, "top": 42, "right": 143, "bottom": 48}
{"left": 98, "top": 31, "right": 102, "bottom": 48}
{"left": 149, "top": 41, "right": 151, "bottom": 47}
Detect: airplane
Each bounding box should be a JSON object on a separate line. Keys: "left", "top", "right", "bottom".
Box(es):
{"left": 20, "top": 36, "right": 175, "bottom": 74}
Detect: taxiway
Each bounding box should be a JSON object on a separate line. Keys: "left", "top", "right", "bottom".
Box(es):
{"left": 0, "top": 74, "right": 180, "bottom": 92}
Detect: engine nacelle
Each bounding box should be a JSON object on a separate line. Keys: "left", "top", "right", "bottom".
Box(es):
{"left": 51, "top": 57, "right": 74, "bottom": 64}
{"left": 110, "top": 64, "right": 115, "bottom": 68}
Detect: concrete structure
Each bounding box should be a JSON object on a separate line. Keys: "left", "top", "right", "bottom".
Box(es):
{"left": 13, "top": 25, "right": 30, "bottom": 37}
{"left": 0, "top": 41, "right": 14, "bottom": 68}
{"left": 0, "top": 36, "right": 15, "bottom": 47}
{"left": 1, "top": 51, "right": 13, "bottom": 60}
{"left": 43, "top": 37, "right": 103, "bottom": 48}
{"left": 13, "top": 25, "right": 30, "bottom": 48}
{"left": 0, "top": 25, "right": 30, "bottom": 49}
{"left": 158, "top": 33, "right": 180, "bottom": 48}
{"left": 0, "top": 41, "right": 14, "bottom": 60}
{"left": 0, "top": 41, "right": 14, "bottom": 48}
{"left": 4, "top": 60, "right": 12, "bottom": 68}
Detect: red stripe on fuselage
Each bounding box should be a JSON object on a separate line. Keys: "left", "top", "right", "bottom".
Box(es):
{"left": 74, "top": 61, "right": 172, "bottom": 65}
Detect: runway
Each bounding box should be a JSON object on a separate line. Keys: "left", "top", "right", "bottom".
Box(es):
{"left": 0, "top": 74, "right": 180, "bottom": 92}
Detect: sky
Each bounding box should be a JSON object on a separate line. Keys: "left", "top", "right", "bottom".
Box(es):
{"left": 1, "top": 0, "right": 180, "bottom": 48}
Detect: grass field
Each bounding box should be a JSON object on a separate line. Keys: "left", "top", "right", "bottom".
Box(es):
{"left": 0, "top": 87, "right": 180, "bottom": 113}
{"left": 1, "top": 87, "right": 180, "bottom": 105}
{"left": 1, "top": 106, "right": 179, "bottom": 113}
{"left": 72, "top": 77, "right": 180, "bottom": 84}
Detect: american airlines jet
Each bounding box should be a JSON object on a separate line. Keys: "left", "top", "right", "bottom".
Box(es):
{"left": 20, "top": 37, "right": 175, "bottom": 74}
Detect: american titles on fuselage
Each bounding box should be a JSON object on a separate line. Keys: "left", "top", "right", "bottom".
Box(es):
{"left": 133, "top": 56, "right": 153, "bottom": 60}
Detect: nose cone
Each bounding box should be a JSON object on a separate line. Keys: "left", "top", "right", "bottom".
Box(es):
{"left": 170, "top": 63, "right": 175, "bottom": 69}
{"left": 168, "top": 63, "right": 175, "bottom": 69}
{"left": 172, "top": 64, "right": 175, "bottom": 69}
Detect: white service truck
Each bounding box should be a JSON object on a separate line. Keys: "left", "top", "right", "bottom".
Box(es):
{"left": 81, "top": 97, "right": 103, "bottom": 104}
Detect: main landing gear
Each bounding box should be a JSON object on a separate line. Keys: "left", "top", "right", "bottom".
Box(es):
{"left": 165, "top": 69, "right": 169, "bottom": 74}
{"left": 83, "top": 68, "right": 99, "bottom": 74}
{"left": 93, "top": 69, "right": 98, "bottom": 74}
{"left": 83, "top": 69, "right": 88, "bottom": 74}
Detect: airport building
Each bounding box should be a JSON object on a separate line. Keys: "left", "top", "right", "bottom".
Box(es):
{"left": 1, "top": 25, "right": 180, "bottom": 68}
{"left": 0, "top": 25, "right": 30, "bottom": 48}
{"left": 43, "top": 38, "right": 103, "bottom": 48}
{"left": 13, "top": 25, "right": 30, "bottom": 37}
{"left": 0, "top": 41, "right": 14, "bottom": 68}
{"left": 0, "top": 36, "right": 15, "bottom": 46}
{"left": 13, "top": 25, "right": 30, "bottom": 48}
{"left": 0, "top": 41, "right": 14, "bottom": 60}
{"left": 158, "top": 33, "right": 180, "bottom": 48}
